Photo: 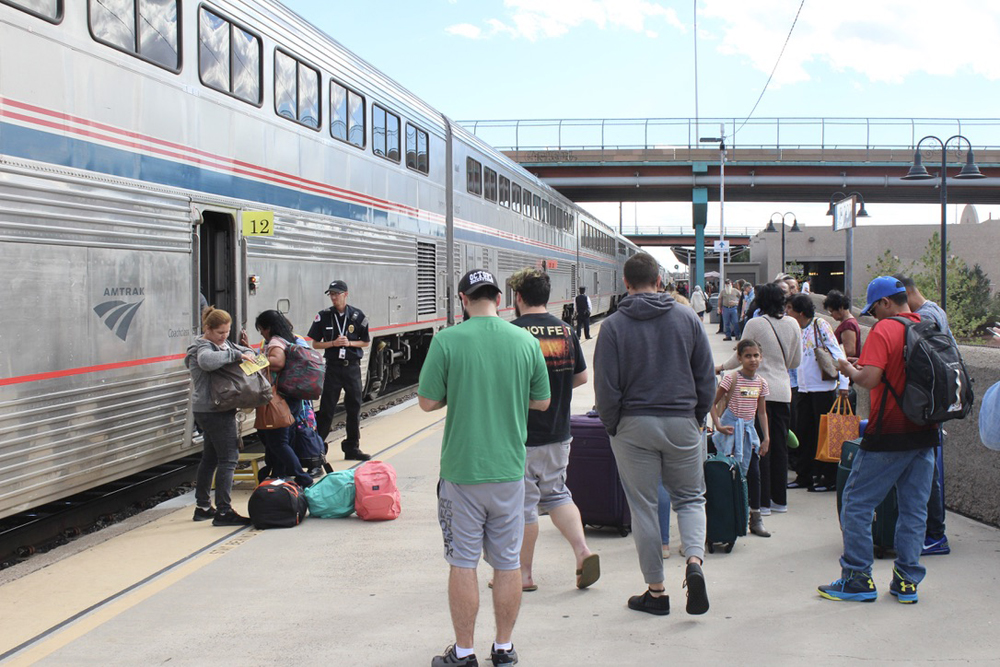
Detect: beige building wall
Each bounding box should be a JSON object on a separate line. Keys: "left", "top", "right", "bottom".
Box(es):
{"left": 749, "top": 216, "right": 1000, "bottom": 303}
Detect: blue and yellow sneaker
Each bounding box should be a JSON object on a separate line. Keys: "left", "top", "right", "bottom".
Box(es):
{"left": 889, "top": 567, "right": 919, "bottom": 604}
{"left": 818, "top": 571, "right": 878, "bottom": 602}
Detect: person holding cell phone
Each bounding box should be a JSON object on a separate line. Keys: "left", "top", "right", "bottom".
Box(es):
{"left": 309, "top": 280, "right": 371, "bottom": 461}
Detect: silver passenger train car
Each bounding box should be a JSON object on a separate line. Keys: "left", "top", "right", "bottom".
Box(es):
{"left": 0, "top": 0, "right": 640, "bottom": 520}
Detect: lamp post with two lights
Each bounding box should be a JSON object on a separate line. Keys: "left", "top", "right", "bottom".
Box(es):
{"left": 765, "top": 212, "right": 801, "bottom": 279}
{"left": 901, "top": 135, "right": 985, "bottom": 309}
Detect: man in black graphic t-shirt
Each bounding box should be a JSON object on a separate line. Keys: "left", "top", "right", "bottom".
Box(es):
{"left": 511, "top": 268, "right": 599, "bottom": 591}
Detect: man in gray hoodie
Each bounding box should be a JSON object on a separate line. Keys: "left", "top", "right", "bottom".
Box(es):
{"left": 594, "top": 252, "right": 715, "bottom": 616}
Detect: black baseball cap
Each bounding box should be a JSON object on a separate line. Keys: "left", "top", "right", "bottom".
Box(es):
{"left": 458, "top": 269, "right": 500, "bottom": 296}
{"left": 325, "top": 280, "right": 348, "bottom": 294}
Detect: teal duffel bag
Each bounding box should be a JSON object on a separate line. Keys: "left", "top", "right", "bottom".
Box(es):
{"left": 304, "top": 469, "right": 356, "bottom": 518}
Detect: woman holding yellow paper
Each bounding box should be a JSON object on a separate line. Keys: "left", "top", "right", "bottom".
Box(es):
{"left": 185, "top": 307, "right": 257, "bottom": 526}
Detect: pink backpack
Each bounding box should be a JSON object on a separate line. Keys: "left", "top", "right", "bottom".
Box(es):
{"left": 354, "top": 461, "right": 401, "bottom": 521}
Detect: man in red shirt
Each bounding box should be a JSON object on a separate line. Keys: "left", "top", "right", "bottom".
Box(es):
{"left": 817, "top": 277, "right": 937, "bottom": 604}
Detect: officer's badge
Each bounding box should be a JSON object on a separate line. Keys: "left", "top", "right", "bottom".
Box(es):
{"left": 348, "top": 325, "right": 355, "bottom": 333}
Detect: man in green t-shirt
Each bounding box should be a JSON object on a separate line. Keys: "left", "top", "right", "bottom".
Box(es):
{"left": 419, "top": 268, "right": 550, "bottom": 667}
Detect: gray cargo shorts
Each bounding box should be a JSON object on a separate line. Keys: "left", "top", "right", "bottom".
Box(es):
{"left": 437, "top": 479, "right": 525, "bottom": 570}
{"left": 523, "top": 439, "right": 574, "bottom": 524}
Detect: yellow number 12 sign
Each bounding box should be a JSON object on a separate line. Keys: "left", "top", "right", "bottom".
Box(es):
{"left": 241, "top": 211, "right": 275, "bottom": 236}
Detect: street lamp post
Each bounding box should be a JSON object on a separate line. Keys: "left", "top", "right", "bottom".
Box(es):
{"left": 902, "top": 135, "right": 985, "bottom": 309}
{"left": 765, "top": 212, "right": 801, "bottom": 278}
{"left": 825, "top": 192, "right": 870, "bottom": 305}
{"left": 700, "top": 124, "right": 726, "bottom": 289}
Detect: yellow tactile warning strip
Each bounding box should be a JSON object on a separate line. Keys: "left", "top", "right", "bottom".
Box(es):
{"left": 0, "top": 402, "right": 445, "bottom": 665}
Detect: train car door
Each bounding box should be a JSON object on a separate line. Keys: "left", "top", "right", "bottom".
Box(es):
{"left": 193, "top": 209, "right": 241, "bottom": 340}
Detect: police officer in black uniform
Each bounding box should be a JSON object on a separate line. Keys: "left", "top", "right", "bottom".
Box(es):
{"left": 308, "top": 280, "right": 371, "bottom": 461}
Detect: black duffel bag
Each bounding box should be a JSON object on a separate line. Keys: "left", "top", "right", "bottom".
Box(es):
{"left": 248, "top": 479, "right": 308, "bottom": 529}
{"left": 209, "top": 361, "right": 272, "bottom": 411}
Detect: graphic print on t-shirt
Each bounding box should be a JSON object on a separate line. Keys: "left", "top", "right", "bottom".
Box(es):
{"left": 520, "top": 324, "right": 575, "bottom": 373}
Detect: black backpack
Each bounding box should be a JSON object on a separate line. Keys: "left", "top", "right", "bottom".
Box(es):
{"left": 882, "top": 316, "right": 973, "bottom": 426}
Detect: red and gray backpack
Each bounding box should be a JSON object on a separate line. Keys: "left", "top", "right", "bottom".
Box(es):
{"left": 881, "top": 316, "right": 973, "bottom": 426}
{"left": 276, "top": 338, "right": 326, "bottom": 400}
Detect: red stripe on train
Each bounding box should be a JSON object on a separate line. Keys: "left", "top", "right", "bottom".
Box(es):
{"left": 0, "top": 353, "right": 187, "bottom": 387}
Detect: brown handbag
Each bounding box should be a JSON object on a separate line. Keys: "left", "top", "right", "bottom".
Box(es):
{"left": 813, "top": 319, "right": 840, "bottom": 381}
{"left": 254, "top": 386, "right": 294, "bottom": 430}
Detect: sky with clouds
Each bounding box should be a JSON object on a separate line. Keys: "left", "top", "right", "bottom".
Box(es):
{"left": 283, "top": 1, "right": 1000, "bottom": 267}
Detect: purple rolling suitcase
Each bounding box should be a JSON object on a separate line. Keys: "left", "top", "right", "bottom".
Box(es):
{"left": 566, "top": 412, "right": 631, "bottom": 536}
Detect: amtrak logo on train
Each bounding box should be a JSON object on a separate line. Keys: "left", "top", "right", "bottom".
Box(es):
{"left": 94, "top": 288, "right": 145, "bottom": 341}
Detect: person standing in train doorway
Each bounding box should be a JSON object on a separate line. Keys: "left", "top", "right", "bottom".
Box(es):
{"left": 308, "top": 280, "right": 371, "bottom": 461}
{"left": 575, "top": 287, "right": 592, "bottom": 340}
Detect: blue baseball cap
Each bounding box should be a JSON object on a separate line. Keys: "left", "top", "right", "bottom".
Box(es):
{"left": 861, "top": 276, "right": 906, "bottom": 316}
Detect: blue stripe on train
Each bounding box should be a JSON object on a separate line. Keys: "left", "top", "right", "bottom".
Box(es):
{"left": 0, "top": 121, "right": 618, "bottom": 269}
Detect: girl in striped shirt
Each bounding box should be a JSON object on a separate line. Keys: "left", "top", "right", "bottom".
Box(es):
{"left": 711, "top": 339, "right": 771, "bottom": 537}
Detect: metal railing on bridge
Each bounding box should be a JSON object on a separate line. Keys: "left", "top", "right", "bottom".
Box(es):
{"left": 457, "top": 117, "right": 1000, "bottom": 164}
{"left": 622, "top": 225, "right": 757, "bottom": 237}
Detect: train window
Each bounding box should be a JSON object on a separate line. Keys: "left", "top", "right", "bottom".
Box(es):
{"left": 372, "top": 103, "right": 400, "bottom": 162}
{"left": 2, "top": 0, "right": 62, "bottom": 22}
{"left": 274, "top": 50, "right": 320, "bottom": 129}
{"left": 511, "top": 183, "right": 521, "bottom": 214}
{"left": 522, "top": 188, "right": 531, "bottom": 217}
{"left": 466, "top": 157, "right": 482, "bottom": 196}
{"left": 499, "top": 176, "right": 510, "bottom": 207}
{"left": 405, "top": 123, "right": 429, "bottom": 174}
{"left": 533, "top": 194, "right": 541, "bottom": 221}
{"left": 89, "top": 0, "right": 179, "bottom": 71}
{"left": 199, "top": 7, "right": 262, "bottom": 105}
{"left": 484, "top": 167, "right": 497, "bottom": 202}
{"left": 540, "top": 199, "right": 547, "bottom": 224}
{"left": 330, "top": 80, "right": 365, "bottom": 148}
{"left": 549, "top": 203, "right": 557, "bottom": 227}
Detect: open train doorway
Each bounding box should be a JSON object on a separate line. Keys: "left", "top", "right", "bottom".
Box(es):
{"left": 196, "top": 210, "right": 239, "bottom": 341}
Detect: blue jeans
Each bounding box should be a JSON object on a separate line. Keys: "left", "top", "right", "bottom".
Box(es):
{"left": 657, "top": 483, "right": 671, "bottom": 545}
{"left": 722, "top": 306, "right": 738, "bottom": 338}
{"left": 839, "top": 447, "right": 935, "bottom": 583}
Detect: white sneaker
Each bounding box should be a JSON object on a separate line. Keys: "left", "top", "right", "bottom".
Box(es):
{"left": 759, "top": 507, "right": 771, "bottom": 516}
{"left": 771, "top": 503, "right": 788, "bottom": 513}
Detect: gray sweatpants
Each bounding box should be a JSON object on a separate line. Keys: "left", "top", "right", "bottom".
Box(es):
{"left": 610, "top": 415, "right": 707, "bottom": 584}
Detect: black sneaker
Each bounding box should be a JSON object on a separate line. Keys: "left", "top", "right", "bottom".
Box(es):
{"left": 431, "top": 645, "right": 478, "bottom": 667}
{"left": 627, "top": 589, "right": 670, "bottom": 616}
{"left": 684, "top": 561, "right": 710, "bottom": 614}
{"left": 889, "top": 567, "right": 919, "bottom": 604}
{"left": 344, "top": 449, "right": 371, "bottom": 461}
{"left": 490, "top": 644, "right": 518, "bottom": 665}
{"left": 192, "top": 506, "right": 216, "bottom": 522}
{"left": 212, "top": 509, "right": 252, "bottom": 527}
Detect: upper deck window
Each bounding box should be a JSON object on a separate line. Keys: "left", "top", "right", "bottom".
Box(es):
{"left": 405, "top": 123, "right": 429, "bottom": 174}
{"left": 498, "top": 176, "right": 510, "bottom": 208}
{"left": 484, "top": 167, "right": 497, "bottom": 202}
{"left": 274, "top": 49, "right": 320, "bottom": 129}
{"left": 90, "top": 0, "right": 179, "bottom": 71}
{"left": 372, "top": 104, "right": 400, "bottom": 162}
{"left": 511, "top": 183, "right": 521, "bottom": 214}
{"left": 466, "top": 157, "right": 482, "bottom": 196}
{"left": 2, "top": 0, "right": 61, "bottom": 22}
{"left": 199, "top": 6, "right": 261, "bottom": 105}
{"left": 330, "top": 80, "right": 365, "bottom": 148}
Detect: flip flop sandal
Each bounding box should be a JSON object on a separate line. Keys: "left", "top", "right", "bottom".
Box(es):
{"left": 487, "top": 581, "right": 538, "bottom": 592}
{"left": 576, "top": 553, "right": 601, "bottom": 589}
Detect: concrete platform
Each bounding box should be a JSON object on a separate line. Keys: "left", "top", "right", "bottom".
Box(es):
{"left": 3, "top": 318, "right": 1000, "bottom": 666}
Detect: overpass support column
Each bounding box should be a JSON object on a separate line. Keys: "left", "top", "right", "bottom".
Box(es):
{"left": 692, "top": 186, "right": 707, "bottom": 289}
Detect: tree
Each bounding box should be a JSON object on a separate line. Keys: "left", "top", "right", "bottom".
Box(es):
{"left": 948, "top": 263, "right": 995, "bottom": 338}
{"left": 866, "top": 249, "right": 903, "bottom": 281}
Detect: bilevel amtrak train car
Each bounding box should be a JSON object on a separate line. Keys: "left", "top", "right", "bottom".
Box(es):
{"left": 0, "top": 0, "right": 639, "bottom": 521}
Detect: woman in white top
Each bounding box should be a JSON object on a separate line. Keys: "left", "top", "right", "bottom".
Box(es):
{"left": 719, "top": 283, "right": 802, "bottom": 514}
{"left": 786, "top": 294, "right": 849, "bottom": 492}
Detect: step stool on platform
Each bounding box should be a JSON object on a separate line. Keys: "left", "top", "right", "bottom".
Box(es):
{"left": 214, "top": 452, "right": 265, "bottom": 487}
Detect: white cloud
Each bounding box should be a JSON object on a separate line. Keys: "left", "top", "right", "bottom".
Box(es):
{"left": 446, "top": 0, "right": 684, "bottom": 41}
{"left": 445, "top": 23, "right": 483, "bottom": 39}
{"left": 699, "top": 0, "right": 1000, "bottom": 85}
